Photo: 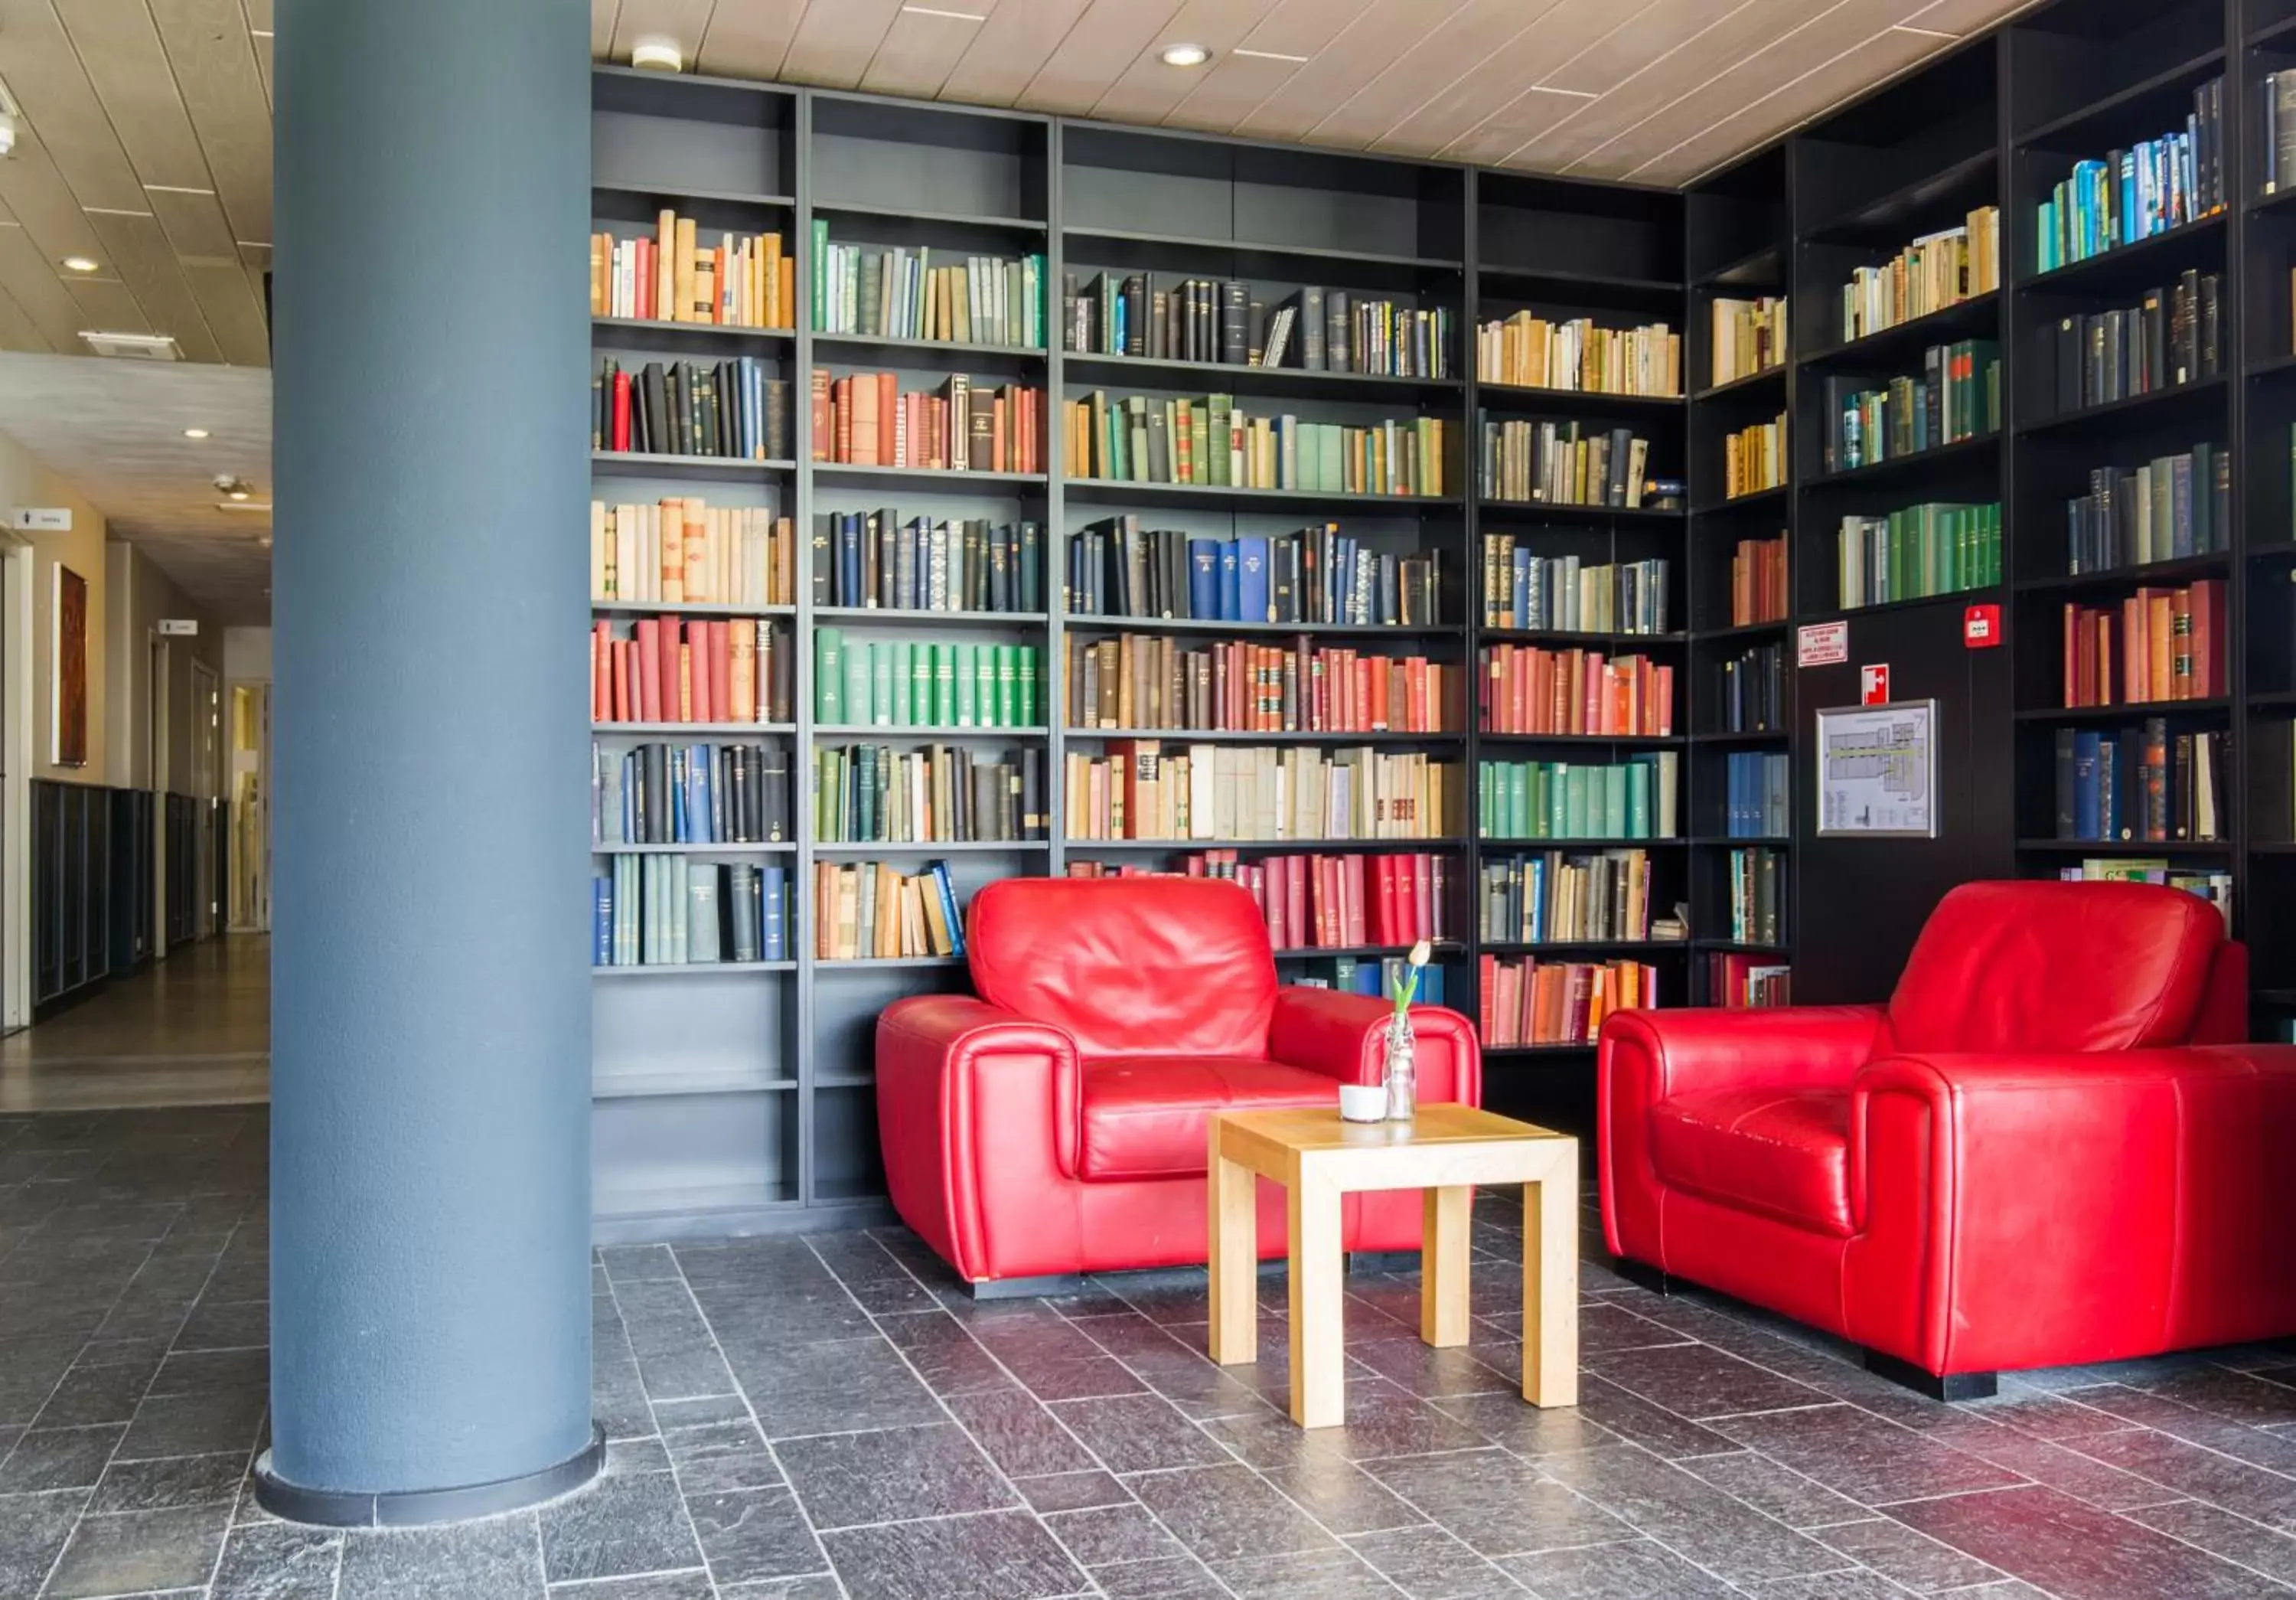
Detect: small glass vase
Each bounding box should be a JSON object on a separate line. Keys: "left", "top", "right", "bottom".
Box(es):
{"left": 1382, "top": 1012, "right": 1417, "bottom": 1123}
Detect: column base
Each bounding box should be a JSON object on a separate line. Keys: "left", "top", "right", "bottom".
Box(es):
{"left": 253, "top": 1423, "right": 605, "bottom": 1527}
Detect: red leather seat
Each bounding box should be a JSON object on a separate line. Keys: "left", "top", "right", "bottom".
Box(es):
{"left": 876, "top": 876, "right": 1482, "bottom": 1288}
{"left": 1600, "top": 880, "right": 2296, "bottom": 1391}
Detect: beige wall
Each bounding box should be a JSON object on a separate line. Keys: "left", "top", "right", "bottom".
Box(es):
{"left": 0, "top": 429, "right": 109, "bottom": 785}
{"left": 105, "top": 542, "right": 228, "bottom": 797}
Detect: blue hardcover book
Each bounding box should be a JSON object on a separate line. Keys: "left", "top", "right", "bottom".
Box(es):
{"left": 669, "top": 749, "right": 689, "bottom": 841}
{"left": 1511, "top": 550, "right": 1531, "bottom": 628}
{"left": 839, "top": 512, "right": 862, "bottom": 605}
{"left": 760, "top": 866, "right": 787, "bottom": 962}
{"left": 1236, "top": 536, "right": 1271, "bottom": 622}
{"left": 1188, "top": 539, "right": 1220, "bottom": 619}
{"left": 593, "top": 877, "right": 612, "bottom": 966}
{"left": 1218, "top": 542, "right": 1241, "bottom": 621}
{"left": 2073, "top": 730, "right": 2102, "bottom": 841}
{"left": 930, "top": 861, "right": 966, "bottom": 956}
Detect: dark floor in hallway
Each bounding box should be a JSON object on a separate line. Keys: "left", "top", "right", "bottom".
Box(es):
{"left": 5, "top": 1107, "right": 2296, "bottom": 1598}
{"left": 0, "top": 937, "right": 269, "bottom": 1114}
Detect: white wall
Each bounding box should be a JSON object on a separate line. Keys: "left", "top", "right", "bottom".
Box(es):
{"left": 0, "top": 430, "right": 109, "bottom": 784}
{"left": 223, "top": 625, "right": 271, "bottom": 681}
{"left": 105, "top": 543, "right": 228, "bottom": 798}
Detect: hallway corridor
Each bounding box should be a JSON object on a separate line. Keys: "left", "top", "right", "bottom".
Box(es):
{"left": 0, "top": 937, "right": 269, "bottom": 1113}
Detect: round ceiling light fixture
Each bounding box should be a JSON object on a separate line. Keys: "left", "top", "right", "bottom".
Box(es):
{"left": 631, "top": 37, "right": 683, "bottom": 72}
{"left": 61, "top": 256, "right": 99, "bottom": 273}
{"left": 1159, "top": 42, "right": 1210, "bottom": 67}
{"left": 182, "top": 427, "right": 209, "bottom": 439}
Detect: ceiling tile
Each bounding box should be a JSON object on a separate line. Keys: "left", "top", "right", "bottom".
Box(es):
{"left": 180, "top": 259, "right": 268, "bottom": 366}
{"left": 858, "top": 5, "right": 998, "bottom": 100}
{"left": 0, "top": 271, "right": 57, "bottom": 353}
{"left": 1437, "top": 86, "right": 1587, "bottom": 167}
{"left": 1301, "top": 0, "right": 1562, "bottom": 150}
{"left": 0, "top": 222, "right": 94, "bottom": 350}
{"left": 1016, "top": 0, "right": 1186, "bottom": 116}
{"left": 148, "top": 0, "right": 275, "bottom": 253}
{"left": 249, "top": 27, "right": 269, "bottom": 105}
{"left": 0, "top": 119, "right": 113, "bottom": 270}
{"left": 1084, "top": 0, "right": 1276, "bottom": 126}
{"left": 58, "top": 0, "right": 215, "bottom": 193}
{"left": 781, "top": 0, "right": 905, "bottom": 88}
{"left": 86, "top": 208, "right": 223, "bottom": 361}
{"left": 1901, "top": 0, "right": 2028, "bottom": 31}
{"left": 1158, "top": 51, "right": 1305, "bottom": 132}
{"left": 937, "top": 0, "right": 1088, "bottom": 105}
{"left": 61, "top": 273, "right": 153, "bottom": 336}
{"left": 1231, "top": 0, "right": 1473, "bottom": 143}
{"left": 692, "top": 0, "right": 808, "bottom": 79}
{"left": 593, "top": 0, "right": 623, "bottom": 57}
{"left": 1378, "top": 0, "right": 1652, "bottom": 157}
{"left": 0, "top": 0, "right": 147, "bottom": 211}
{"left": 146, "top": 188, "right": 239, "bottom": 266}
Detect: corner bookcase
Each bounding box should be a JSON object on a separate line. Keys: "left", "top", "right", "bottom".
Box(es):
{"left": 586, "top": 0, "right": 2290, "bottom": 1238}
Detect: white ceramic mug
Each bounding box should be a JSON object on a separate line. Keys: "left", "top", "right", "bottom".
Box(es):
{"left": 1338, "top": 1083, "right": 1387, "bottom": 1123}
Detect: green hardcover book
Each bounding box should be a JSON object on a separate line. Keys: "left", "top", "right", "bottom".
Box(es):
{"left": 669, "top": 858, "right": 689, "bottom": 965}
{"left": 975, "top": 646, "right": 998, "bottom": 727}
{"left": 811, "top": 218, "right": 830, "bottom": 332}
{"left": 892, "top": 641, "right": 914, "bottom": 725}
{"left": 1476, "top": 762, "right": 1493, "bottom": 838}
{"left": 845, "top": 638, "right": 873, "bottom": 726}
{"left": 1562, "top": 766, "right": 1586, "bottom": 838}
{"left": 1017, "top": 645, "right": 1038, "bottom": 727}
{"left": 933, "top": 644, "right": 957, "bottom": 725}
{"left": 996, "top": 645, "right": 1019, "bottom": 727}
{"left": 954, "top": 642, "right": 977, "bottom": 727}
{"left": 856, "top": 746, "right": 878, "bottom": 840}
{"left": 872, "top": 644, "right": 895, "bottom": 727}
{"left": 1208, "top": 394, "right": 1231, "bottom": 488}
{"left": 1320, "top": 425, "right": 1343, "bottom": 494}
{"left": 815, "top": 749, "right": 836, "bottom": 841}
{"left": 1603, "top": 766, "right": 1627, "bottom": 839}
{"left": 1189, "top": 407, "right": 1211, "bottom": 488}
{"left": 909, "top": 646, "right": 933, "bottom": 723}
{"left": 1521, "top": 763, "right": 1541, "bottom": 838}
{"left": 1626, "top": 761, "right": 1651, "bottom": 839}
{"left": 815, "top": 627, "right": 844, "bottom": 723}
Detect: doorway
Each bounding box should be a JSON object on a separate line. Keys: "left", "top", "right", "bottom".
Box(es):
{"left": 228, "top": 682, "right": 269, "bottom": 932}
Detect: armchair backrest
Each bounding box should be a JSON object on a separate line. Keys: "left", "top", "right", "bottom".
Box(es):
{"left": 967, "top": 877, "right": 1277, "bottom": 1059}
{"left": 1887, "top": 880, "right": 2226, "bottom": 1055}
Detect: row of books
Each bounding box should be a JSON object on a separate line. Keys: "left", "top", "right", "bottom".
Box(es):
{"left": 814, "top": 371, "right": 1042, "bottom": 475}
{"left": 1819, "top": 341, "right": 1999, "bottom": 474}
{"left": 2060, "top": 580, "right": 2226, "bottom": 707}
{"left": 2036, "top": 78, "right": 2227, "bottom": 273}
{"left": 1723, "top": 751, "right": 1790, "bottom": 838}
{"left": 1476, "top": 315, "right": 1680, "bottom": 397}
{"left": 2053, "top": 860, "right": 2231, "bottom": 927}
{"left": 1478, "top": 418, "right": 1658, "bottom": 508}
{"left": 1839, "top": 207, "right": 2000, "bottom": 341}
{"left": 1067, "top": 518, "right": 1438, "bottom": 629}
{"left": 813, "top": 635, "right": 1042, "bottom": 728}
{"left": 810, "top": 230, "right": 1045, "bottom": 348}
{"left": 1477, "top": 648, "right": 1673, "bottom": 738}
{"left": 593, "top": 741, "right": 791, "bottom": 846}
{"left": 1480, "top": 541, "right": 1669, "bottom": 637}
{"left": 815, "top": 512, "right": 1045, "bottom": 614}
{"left": 591, "top": 618, "right": 792, "bottom": 727}
{"left": 1479, "top": 847, "right": 1673, "bottom": 945}
{"left": 1064, "top": 393, "right": 1447, "bottom": 497}
{"left": 1062, "top": 745, "right": 1453, "bottom": 842}
{"left": 2049, "top": 273, "right": 2220, "bottom": 416}
{"left": 1068, "top": 635, "right": 1455, "bottom": 735}
{"left": 590, "top": 501, "right": 794, "bottom": 609}
{"left": 815, "top": 860, "right": 967, "bottom": 960}
{"left": 1836, "top": 502, "right": 2003, "bottom": 611}
{"left": 1733, "top": 535, "right": 1788, "bottom": 627}
{"left": 589, "top": 216, "right": 793, "bottom": 330}
{"left": 2063, "top": 444, "right": 2229, "bottom": 575}
{"left": 2051, "top": 726, "right": 2226, "bottom": 844}
{"left": 595, "top": 859, "right": 789, "bottom": 968}
{"left": 2263, "top": 70, "right": 2296, "bottom": 196}
{"left": 1478, "top": 955, "right": 1653, "bottom": 1047}
{"left": 815, "top": 745, "right": 1046, "bottom": 844}
{"left": 1296, "top": 957, "right": 1450, "bottom": 1003}
{"left": 1723, "top": 413, "right": 1786, "bottom": 500}
{"left": 1727, "top": 846, "right": 1784, "bottom": 946}
{"left": 1479, "top": 754, "right": 1679, "bottom": 842}
{"left": 1717, "top": 643, "right": 1786, "bottom": 733}
{"left": 1062, "top": 274, "right": 1453, "bottom": 377}
{"left": 1181, "top": 850, "right": 1453, "bottom": 949}
{"left": 1711, "top": 296, "right": 1787, "bottom": 387}
{"left": 595, "top": 358, "right": 791, "bottom": 461}
{"left": 1710, "top": 952, "right": 1791, "bottom": 1007}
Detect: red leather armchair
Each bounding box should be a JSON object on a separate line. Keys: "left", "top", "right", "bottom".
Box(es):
{"left": 877, "top": 876, "right": 1481, "bottom": 1292}
{"left": 1600, "top": 880, "right": 2296, "bottom": 1398}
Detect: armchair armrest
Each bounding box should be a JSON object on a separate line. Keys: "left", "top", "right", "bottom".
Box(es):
{"left": 1599, "top": 1004, "right": 1889, "bottom": 1265}
{"left": 1267, "top": 988, "right": 1481, "bottom": 1108}
{"left": 876, "top": 995, "right": 1084, "bottom": 1283}
{"left": 1846, "top": 1046, "right": 2296, "bottom": 1374}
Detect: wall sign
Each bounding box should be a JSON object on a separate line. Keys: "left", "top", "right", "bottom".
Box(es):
{"left": 9, "top": 508, "right": 70, "bottom": 533}
{"left": 1860, "top": 663, "right": 1890, "bottom": 704}
{"left": 1816, "top": 699, "right": 1938, "bottom": 838}
{"left": 1797, "top": 620, "right": 1848, "bottom": 667}
{"left": 158, "top": 619, "right": 199, "bottom": 636}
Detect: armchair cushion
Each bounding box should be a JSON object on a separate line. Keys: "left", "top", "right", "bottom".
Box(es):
{"left": 1886, "top": 880, "right": 2224, "bottom": 1056}
{"left": 1077, "top": 1056, "right": 1340, "bottom": 1182}
{"left": 1648, "top": 1086, "right": 1852, "bottom": 1237}
{"left": 968, "top": 877, "right": 1277, "bottom": 1060}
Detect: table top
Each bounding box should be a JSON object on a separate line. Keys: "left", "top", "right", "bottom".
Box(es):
{"left": 1214, "top": 1102, "right": 1568, "bottom": 1153}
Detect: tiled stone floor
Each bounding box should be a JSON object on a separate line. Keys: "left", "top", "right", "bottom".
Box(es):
{"left": 8, "top": 1108, "right": 2296, "bottom": 1598}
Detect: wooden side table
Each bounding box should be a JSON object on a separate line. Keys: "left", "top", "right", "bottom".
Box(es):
{"left": 1207, "top": 1103, "right": 1578, "bottom": 1429}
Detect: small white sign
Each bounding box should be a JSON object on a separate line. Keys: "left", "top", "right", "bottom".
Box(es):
{"left": 158, "top": 619, "right": 199, "bottom": 636}
{"left": 1797, "top": 620, "right": 1848, "bottom": 667}
{"left": 8, "top": 508, "right": 70, "bottom": 533}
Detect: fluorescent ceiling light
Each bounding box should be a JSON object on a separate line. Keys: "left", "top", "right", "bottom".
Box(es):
{"left": 1160, "top": 43, "right": 1211, "bottom": 67}
{"left": 216, "top": 501, "right": 270, "bottom": 512}
{"left": 1232, "top": 48, "right": 1309, "bottom": 63}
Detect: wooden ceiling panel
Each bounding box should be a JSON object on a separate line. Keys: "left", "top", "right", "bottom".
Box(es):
{"left": 692, "top": 0, "right": 808, "bottom": 80}
{"left": 781, "top": 0, "right": 905, "bottom": 88}
{"left": 1084, "top": 0, "right": 1277, "bottom": 126}
{"left": 938, "top": 0, "right": 1089, "bottom": 105}
{"left": 1303, "top": 0, "right": 1561, "bottom": 151}
{"left": 1436, "top": 85, "right": 1587, "bottom": 168}
{"left": 0, "top": 122, "right": 113, "bottom": 271}
{"left": 86, "top": 209, "right": 220, "bottom": 361}
{"left": 594, "top": 0, "right": 623, "bottom": 57}
{"left": 0, "top": 223, "right": 97, "bottom": 350}
{"left": 859, "top": 5, "right": 1000, "bottom": 100}
{"left": 1378, "top": 0, "right": 1652, "bottom": 157}
{"left": 0, "top": 274, "right": 58, "bottom": 354}
{"left": 150, "top": 0, "right": 275, "bottom": 253}
{"left": 250, "top": 27, "right": 270, "bottom": 105}
{"left": 1231, "top": 0, "right": 1471, "bottom": 143}
{"left": 1902, "top": 0, "right": 2029, "bottom": 31}
{"left": 0, "top": 0, "right": 148, "bottom": 212}
{"left": 1158, "top": 51, "right": 1306, "bottom": 132}
{"left": 61, "top": 0, "right": 215, "bottom": 194}
{"left": 1018, "top": 0, "right": 1186, "bottom": 116}
{"left": 1538, "top": 0, "right": 1760, "bottom": 98}
{"left": 60, "top": 274, "right": 152, "bottom": 338}
{"left": 180, "top": 258, "right": 268, "bottom": 366}
{"left": 238, "top": 0, "right": 269, "bottom": 31}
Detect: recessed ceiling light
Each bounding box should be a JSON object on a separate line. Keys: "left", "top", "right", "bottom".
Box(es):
{"left": 217, "top": 501, "right": 270, "bottom": 513}
{"left": 61, "top": 256, "right": 98, "bottom": 273}
{"left": 631, "top": 37, "right": 683, "bottom": 71}
{"left": 182, "top": 427, "right": 209, "bottom": 439}
{"left": 1159, "top": 42, "right": 1211, "bottom": 67}
{"left": 227, "top": 488, "right": 249, "bottom": 501}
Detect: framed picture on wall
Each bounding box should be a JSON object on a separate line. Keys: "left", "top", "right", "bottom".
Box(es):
{"left": 53, "top": 563, "right": 86, "bottom": 768}
{"left": 1815, "top": 699, "right": 1936, "bottom": 838}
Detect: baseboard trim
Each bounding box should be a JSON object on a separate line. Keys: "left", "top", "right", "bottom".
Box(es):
{"left": 253, "top": 1423, "right": 605, "bottom": 1527}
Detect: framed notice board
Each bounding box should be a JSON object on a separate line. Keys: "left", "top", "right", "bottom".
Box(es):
{"left": 1816, "top": 700, "right": 1937, "bottom": 839}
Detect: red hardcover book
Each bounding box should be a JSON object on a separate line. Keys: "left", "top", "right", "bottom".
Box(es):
{"left": 1412, "top": 852, "right": 1433, "bottom": 943}
{"left": 1394, "top": 853, "right": 1419, "bottom": 945}
{"left": 615, "top": 641, "right": 634, "bottom": 723}
{"left": 2190, "top": 577, "right": 2226, "bottom": 697}
{"left": 662, "top": 619, "right": 684, "bottom": 721}
{"left": 591, "top": 622, "right": 610, "bottom": 721}
{"left": 612, "top": 370, "right": 632, "bottom": 452}
{"left": 876, "top": 372, "right": 898, "bottom": 466}
{"left": 1341, "top": 856, "right": 1365, "bottom": 945}
{"left": 634, "top": 619, "right": 662, "bottom": 722}
{"left": 810, "top": 367, "right": 831, "bottom": 462}
{"left": 709, "top": 619, "right": 732, "bottom": 724}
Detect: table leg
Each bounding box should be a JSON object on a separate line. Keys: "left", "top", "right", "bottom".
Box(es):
{"left": 1208, "top": 1149, "right": 1258, "bottom": 1366}
{"left": 1287, "top": 1167, "right": 1345, "bottom": 1429}
{"left": 1521, "top": 1144, "right": 1580, "bottom": 1407}
{"left": 1420, "top": 1185, "right": 1472, "bottom": 1347}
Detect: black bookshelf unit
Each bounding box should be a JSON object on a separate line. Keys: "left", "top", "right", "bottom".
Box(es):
{"left": 588, "top": 0, "right": 2295, "bottom": 1236}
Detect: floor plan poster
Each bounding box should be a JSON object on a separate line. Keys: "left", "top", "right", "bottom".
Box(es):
{"left": 1817, "top": 699, "right": 1937, "bottom": 838}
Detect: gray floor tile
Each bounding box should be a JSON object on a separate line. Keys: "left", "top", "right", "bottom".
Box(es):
{"left": 1534, "top": 1444, "right": 1846, "bottom": 1584}
{"left": 1583, "top": 1340, "right": 1834, "bottom": 1421}
{"left": 1042, "top": 1501, "right": 1185, "bottom": 1566}
{"left": 41, "top": 1504, "right": 230, "bottom": 1599}
{"left": 683, "top": 1486, "right": 828, "bottom": 1585}
{"left": 546, "top": 1574, "right": 713, "bottom": 1599}
{"left": 1260, "top": 1449, "right": 1431, "bottom": 1537}
{"left": 1678, "top": 1450, "right": 1869, "bottom": 1530}
{"left": 1013, "top": 1468, "right": 1131, "bottom": 1512}
{"left": 777, "top": 1422, "right": 1016, "bottom": 1530}
{"left": 335, "top": 1514, "right": 548, "bottom": 1600}
{"left": 1045, "top": 1392, "right": 1229, "bottom": 1474}
{"left": 1570, "top": 1375, "right": 1739, "bottom": 1458}
{"left": 148, "top": 1349, "right": 268, "bottom": 1398}
{"left": 0, "top": 1425, "right": 125, "bottom": 1492}
{"left": 1361, "top": 1451, "right": 1624, "bottom": 1559}
{"left": 2063, "top": 1423, "right": 2296, "bottom": 1529}
{"left": 0, "top": 1490, "right": 87, "bottom": 1597}
{"left": 1127, "top": 1461, "right": 1342, "bottom": 1563}
{"left": 1499, "top": 1535, "right": 1740, "bottom": 1599}
{"left": 1711, "top": 1402, "right": 2023, "bottom": 1505}
{"left": 1813, "top": 1514, "right": 2007, "bottom": 1592}
{"left": 2124, "top": 1499, "right": 2296, "bottom": 1587}
{"left": 114, "top": 1386, "right": 266, "bottom": 1462}
{"left": 941, "top": 1388, "right": 1098, "bottom": 1478}
{"left": 1089, "top": 1555, "right": 1230, "bottom": 1598}
{"left": 536, "top": 1467, "right": 701, "bottom": 1584}
{"left": 1890, "top": 1483, "right": 2281, "bottom": 1600}
{"left": 32, "top": 1364, "right": 158, "bottom": 1430}
{"left": 87, "top": 1452, "right": 246, "bottom": 1513}
{"left": 731, "top": 1337, "right": 942, "bottom": 1440}
{"left": 872, "top": 1312, "right": 1016, "bottom": 1397}
{"left": 817, "top": 1508, "right": 1085, "bottom": 1600}
{"left": 1347, "top": 1524, "right": 1528, "bottom": 1598}
{"left": 1215, "top": 1544, "right": 1408, "bottom": 1597}
{"left": 210, "top": 1520, "right": 341, "bottom": 1599}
